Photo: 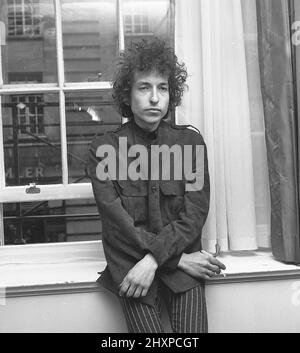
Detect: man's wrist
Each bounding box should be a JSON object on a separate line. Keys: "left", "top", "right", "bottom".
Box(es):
{"left": 144, "top": 253, "right": 158, "bottom": 270}
{"left": 177, "top": 252, "right": 187, "bottom": 270}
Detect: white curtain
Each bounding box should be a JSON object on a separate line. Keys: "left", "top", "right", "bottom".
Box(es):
{"left": 175, "top": 0, "right": 271, "bottom": 252}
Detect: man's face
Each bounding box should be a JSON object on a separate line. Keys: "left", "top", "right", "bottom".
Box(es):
{"left": 130, "top": 70, "right": 170, "bottom": 131}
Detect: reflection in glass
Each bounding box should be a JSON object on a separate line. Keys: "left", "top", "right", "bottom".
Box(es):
{"left": 1, "top": 93, "right": 62, "bottom": 186}
{"left": 3, "top": 199, "right": 101, "bottom": 245}
{"left": 61, "top": 0, "right": 118, "bottom": 82}
{"left": 0, "top": 0, "right": 58, "bottom": 84}
{"left": 123, "top": 0, "right": 174, "bottom": 47}
{"left": 65, "top": 90, "right": 122, "bottom": 183}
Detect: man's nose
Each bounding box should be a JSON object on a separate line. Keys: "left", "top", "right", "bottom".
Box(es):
{"left": 150, "top": 88, "right": 159, "bottom": 104}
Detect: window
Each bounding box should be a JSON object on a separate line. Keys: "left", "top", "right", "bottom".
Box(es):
{"left": 9, "top": 73, "right": 44, "bottom": 137}
{"left": 11, "top": 94, "right": 45, "bottom": 135}
{"left": 7, "top": 0, "right": 42, "bottom": 37}
{"left": 0, "top": 0, "right": 175, "bottom": 245}
{"left": 124, "top": 14, "right": 150, "bottom": 34}
{"left": 123, "top": 0, "right": 174, "bottom": 46}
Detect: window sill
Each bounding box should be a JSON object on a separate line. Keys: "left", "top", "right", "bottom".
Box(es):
{"left": 0, "top": 242, "right": 300, "bottom": 297}
{"left": 0, "top": 241, "right": 105, "bottom": 297}
{"left": 208, "top": 249, "right": 300, "bottom": 284}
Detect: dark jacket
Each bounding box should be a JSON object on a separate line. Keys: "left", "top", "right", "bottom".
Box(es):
{"left": 88, "top": 119, "right": 210, "bottom": 307}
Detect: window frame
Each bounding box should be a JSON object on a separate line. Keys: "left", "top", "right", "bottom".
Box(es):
{"left": 0, "top": 0, "right": 128, "bottom": 245}
{"left": 0, "top": 0, "right": 175, "bottom": 246}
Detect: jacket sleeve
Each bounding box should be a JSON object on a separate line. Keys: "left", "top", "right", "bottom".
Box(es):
{"left": 146, "top": 133, "right": 210, "bottom": 269}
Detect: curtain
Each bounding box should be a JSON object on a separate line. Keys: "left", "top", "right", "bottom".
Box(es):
{"left": 175, "top": 0, "right": 270, "bottom": 252}
{"left": 256, "top": 0, "right": 300, "bottom": 263}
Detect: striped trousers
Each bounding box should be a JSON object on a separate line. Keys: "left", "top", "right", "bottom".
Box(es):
{"left": 119, "top": 283, "right": 207, "bottom": 333}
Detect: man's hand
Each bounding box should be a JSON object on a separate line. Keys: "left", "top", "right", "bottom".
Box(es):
{"left": 119, "top": 253, "right": 158, "bottom": 298}
{"left": 178, "top": 250, "right": 226, "bottom": 280}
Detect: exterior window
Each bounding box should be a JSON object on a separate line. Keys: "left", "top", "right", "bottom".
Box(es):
{"left": 123, "top": 0, "right": 174, "bottom": 46}
{"left": 7, "top": 0, "right": 41, "bottom": 37}
{"left": 0, "top": 0, "right": 175, "bottom": 245}
{"left": 9, "top": 72, "right": 45, "bottom": 137}
{"left": 4, "top": 199, "right": 101, "bottom": 245}
{"left": 11, "top": 94, "right": 45, "bottom": 135}
{"left": 124, "top": 14, "right": 150, "bottom": 34}
{"left": 3, "top": 92, "right": 61, "bottom": 187}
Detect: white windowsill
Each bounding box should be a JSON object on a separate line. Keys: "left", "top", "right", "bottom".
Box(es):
{"left": 0, "top": 241, "right": 300, "bottom": 297}
{"left": 208, "top": 249, "right": 300, "bottom": 283}
{"left": 0, "top": 241, "right": 105, "bottom": 287}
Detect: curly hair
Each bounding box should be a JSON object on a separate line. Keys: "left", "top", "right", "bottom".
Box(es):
{"left": 112, "top": 38, "right": 188, "bottom": 119}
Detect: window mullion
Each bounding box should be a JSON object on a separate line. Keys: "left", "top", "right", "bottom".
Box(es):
{"left": 0, "top": 96, "right": 5, "bottom": 190}
{"left": 0, "top": 84, "right": 59, "bottom": 94}
{"left": 0, "top": 205, "right": 4, "bottom": 245}
{"left": 117, "top": 0, "right": 125, "bottom": 52}
{"left": 0, "top": 22, "right": 5, "bottom": 245}
{"left": 0, "top": 95, "right": 4, "bottom": 246}
{"left": 0, "top": 31, "right": 5, "bottom": 190}
{"left": 54, "top": 0, "right": 68, "bottom": 185}
{"left": 59, "top": 90, "right": 68, "bottom": 184}
{"left": 117, "top": 0, "right": 127, "bottom": 124}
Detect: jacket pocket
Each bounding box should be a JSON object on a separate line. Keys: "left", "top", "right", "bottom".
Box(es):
{"left": 115, "top": 180, "right": 148, "bottom": 222}
{"left": 116, "top": 179, "right": 148, "bottom": 196}
{"left": 160, "top": 181, "right": 185, "bottom": 196}
{"left": 160, "top": 181, "right": 185, "bottom": 222}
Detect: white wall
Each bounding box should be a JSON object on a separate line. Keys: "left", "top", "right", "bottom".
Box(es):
{"left": 0, "top": 288, "right": 127, "bottom": 333}
{"left": 206, "top": 279, "right": 300, "bottom": 333}
{"left": 1, "top": 278, "right": 300, "bottom": 333}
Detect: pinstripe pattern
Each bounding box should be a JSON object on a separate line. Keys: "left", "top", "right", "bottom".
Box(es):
{"left": 120, "top": 297, "right": 164, "bottom": 333}
{"left": 166, "top": 284, "right": 208, "bottom": 333}
{"left": 119, "top": 284, "right": 207, "bottom": 333}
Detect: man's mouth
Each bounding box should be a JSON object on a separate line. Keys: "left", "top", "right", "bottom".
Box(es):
{"left": 146, "top": 108, "right": 161, "bottom": 112}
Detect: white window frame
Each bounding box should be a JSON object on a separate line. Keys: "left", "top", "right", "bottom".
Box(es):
{"left": 0, "top": 0, "right": 129, "bottom": 245}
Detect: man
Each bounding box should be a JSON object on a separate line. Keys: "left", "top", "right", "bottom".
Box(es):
{"left": 88, "top": 38, "right": 225, "bottom": 333}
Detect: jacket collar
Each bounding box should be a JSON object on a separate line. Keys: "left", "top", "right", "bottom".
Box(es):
{"left": 130, "top": 118, "right": 161, "bottom": 142}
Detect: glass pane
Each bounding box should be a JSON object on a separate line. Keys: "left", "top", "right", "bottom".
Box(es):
{"left": 65, "top": 90, "right": 122, "bottom": 183}
{"left": 3, "top": 199, "right": 101, "bottom": 244}
{"left": 1, "top": 93, "right": 62, "bottom": 186}
{"left": 61, "top": 0, "right": 118, "bottom": 83}
{"left": 123, "top": 0, "right": 175, "bottom": 47}
{"left": 0, "top": 0, "right": 58, "bottom": 84}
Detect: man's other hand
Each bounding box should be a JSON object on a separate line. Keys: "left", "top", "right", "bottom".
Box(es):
{"left": 178, "top": 250, "right": 226, "bottom": 280}
{"left": 119, "top": 253, "right": 158, "bottom": 298}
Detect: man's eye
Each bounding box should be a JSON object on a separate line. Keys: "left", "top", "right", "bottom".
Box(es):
{"left": 160, "top": 86, "right": 169, "bottom": 92}
{"left": 139, "top": 86, "right": 149, "bottom": 91}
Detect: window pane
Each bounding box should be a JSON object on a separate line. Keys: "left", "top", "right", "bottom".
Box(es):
{"left": 1, "top": 93, "right": 62, "bottom": 186}
{"left": 3, "top": 198, "right": 101, "bottom": 244}
{"left": 61, "top": 0, "right": 118, "bottom": 83}
{"left": 0, "top": 0, "right": 58, "bottom": 84}
{"left": 65, "top": 90, "right": 122, "bottom": 183}
{"left": 123, "top": 0, "right": 174, "bottom": 47}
